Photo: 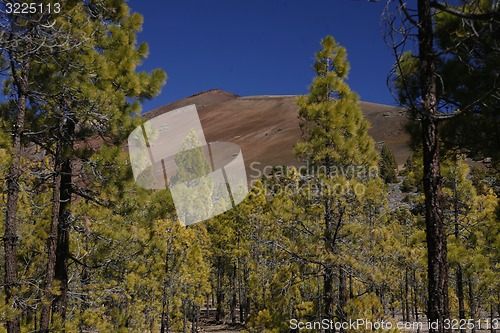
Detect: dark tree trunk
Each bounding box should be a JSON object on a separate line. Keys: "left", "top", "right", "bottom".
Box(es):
{"left": 322, "top": 154, "right": 347, "bottom": 333}
{"left": 206, "top": 293, "right": 210, "bottom": 318}
{"left": 244, "top": 265, "right": 251, "bottom": 322}
{"left": 52, "top": 156, "right": 71, "bottom": 323}
{"left": 160, "top": 251, "right": 171, "bottom": 333}
{"left": 417, "top": 1, "right": 449, "bottom": 332}
{"left": 238, "top": 261, "right": 245, "bottom": 323}
{"left": 323, "top": 155, "right": 337, "bottom": 332}
{"left": 3, "top": 61, "right": 28, "bottom": 333}
{"left": 348, "top": 270, "right": 353, "bottom": 300}
{"left": 405, "top": 268, "right": 410, "bottom": 322}
{"left": 191, "top": 303, "right": 197, "bottom": 333}
{"left": 490, "top": 300, "right": 495, "bottom": 333}
{"left": 40, "top": 142, "right": 62, "bottom": 332}
{"left": 78, "top": 265, "right": 90, "bottom": 333}
{"left": 52, "top": 112, "right": 76, "bottom": 326}
{"left": 230, "top": 264, "right": 237, "bottom": 325}
{"left": 337, "top": 266, "right": 347, "bottom": 332}
{"left": 468, "top": 278, "right": 476, "bottom": 333}
{"left": 215, "top": 257, "right": 225, "bottom": 323}
{"left": 455, "top": 258, "right": 465, "bottom": 331}
{"left": 182, "top": 299, "right": 187, "bottom": 333}
{"left": 323, "top": 264, "right": 334, "bottom": 326}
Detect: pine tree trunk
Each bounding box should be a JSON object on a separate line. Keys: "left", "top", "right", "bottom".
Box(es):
{"left": 3, "top": 61, "right": 28, "bottom": 333}
{"left": 453, "top": 162, "right": 465, "bottom": 333}
{"left": 490, "top": 300, "right": 495, "bottom": 333}
{"left": 323, "top": 155, "right": 336, "bottom": 332}
{"left": 160, "top": 286, "right": 170, "bottom": 333}
{"left": 40, "top": 142, "right": 62, "bottom": 332}
{"left": 317, "top": 273, "right": 322, "bottom": 320}
{"left": 323, "top": 264, "right": 334, "bottom": 328}
{"left": 53, "top": 112, "right": 76, "bottom": 326}
{"left": 417, "top": 1, "right": 449, "bottom": 332}
{"left": 468, "top": 278, "right": 476, "bottom": 333}
{"left": 161, "top": 248, "right": 172, "bottom": 333}
{"left": 182, "top": 299, "right": 187, "bottom": 333}
{"left": 244, "top": 266, "right": 251, "bottom": 322}
{"left": 216, "top": 257, "right": 225, "bottom": 323}
{"left": 206, "top": 294, "right": 210, "bottom": 318}
{"left": 337, "top": 266, "right": 347, "bottom": 332}
{"left": 78, "top": 265, "right": 89, "bottom": 333}
{"left": 230, "top": 264, "right": 237, "bottom": 325}
{"left": 191, "top": 303, "right": 198, "bottom": 333}
{"left": 52, "top": 156, "right": 71, "bottom": 324}
{"left": 238, "top": 261, "right": 245, "bottom": 323}
{"left": 348, "top": 270, "right": 353, "bottom": 300}
{"left": 413, "top": 269, "right": 420, "bottom": 332}
{"left": 405, "top": 268, "right": 410, "bottom": 322}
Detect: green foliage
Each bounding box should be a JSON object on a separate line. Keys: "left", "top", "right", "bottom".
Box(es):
{"left": 237, "top": 36, "right": 397, "bottom": 331}
{"left": 295, "top": 35, "right": 378, "bottom": 170}
{"left": 393, "top": 1, "right": 500, "bottom": 162}
{"left": 434, "top": 2, "right": 500, "bottom": 162}
{"left": 380, "top": 145, "right": 398, "bottom": 183}
{"left": 400, "top": 151, "right": 424, "bottom": 194}
{"left": 1, "top": 0, "right": 167, "bottom": 331}
{"left": 400, "top": 152, "right": 500, "bottom": 321}
{"left": 0, "top": 12, "right": 498, "bottom": 333}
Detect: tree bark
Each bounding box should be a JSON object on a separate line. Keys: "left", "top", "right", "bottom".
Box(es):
{"left": 323, "top": 155, "right": 335, "bottom": 332}
{"left": 161, "top": 247, "right": 172, "bottom": 333}
{"left": 52, "top": 156, "right": 71, "bottom": 324}
{"left": 215, "top": 257, "right": 225, "bottom": 323}
{"left": 417, "top": 1, "right": 450, "bottom": 332}
{"left": 405, "top": 268, "right": 410, "bottom": 322}
{"left": 40, "top": 142, "right": 62, "bottom": 332}
{"left": 230, "top": 263, "right": 237, "bottom": 325}
{"left": 323, "top": 264, "right": 334, "bottom": 326}
{"left": 337, "top": 266, "right": 347, "bottom": 332}
{"left": 468, "top": 278, "right": 476, "bottom": 333}
{"left": 322, "top": 154, "right": 346, "bottom": 333}
{"left": 3, "top": 60, "right": 28, "bottom": 333}
{"left": 52, "top": 110, "right": 76, "bottom": 326}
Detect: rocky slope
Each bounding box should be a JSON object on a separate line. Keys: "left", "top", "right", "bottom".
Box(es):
{"left": 143, "top": 89, "right": 410, "bottom": 181}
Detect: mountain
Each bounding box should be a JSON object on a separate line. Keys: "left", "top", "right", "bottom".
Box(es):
{"left": 143, "top": 89, "right": 410, "bottom": 181}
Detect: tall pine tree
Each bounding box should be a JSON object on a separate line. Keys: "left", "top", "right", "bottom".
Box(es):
{"left": 294, "top": 35, "right": 378, "bottom": 329}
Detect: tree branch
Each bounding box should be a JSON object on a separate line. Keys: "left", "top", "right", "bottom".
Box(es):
{"left": 430, "top": 1, "right": 500, "bottom": 21}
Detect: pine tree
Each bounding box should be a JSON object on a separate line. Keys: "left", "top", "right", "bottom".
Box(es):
{"left": 294, "top": 35, "right": 378, "bottom": 329}
{"left": 380, "top": 145, "right": 398, "bottom": 183}
{"left": 41, "top": 4, "right": 164, "bottom": 330}
{"left": 390, "top": 3, "right": 500, "bottom": 330}
{"left": 433, "top": 2, "right": 500, "bottom": 163}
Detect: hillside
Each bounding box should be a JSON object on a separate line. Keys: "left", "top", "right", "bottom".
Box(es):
{"left": 143, "top": 89, "right": 410, "bottom": 181}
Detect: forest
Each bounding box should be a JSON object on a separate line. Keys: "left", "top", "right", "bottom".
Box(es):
{"left": 0, "top": 1, "right": 499, "bottom": 332}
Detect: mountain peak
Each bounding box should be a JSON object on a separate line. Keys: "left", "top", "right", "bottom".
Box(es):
{"left": 187, "top": 88, "right": 239, "bottom": 99}
{"left": 143, "top": 89, "right": 239, "bottom": 120}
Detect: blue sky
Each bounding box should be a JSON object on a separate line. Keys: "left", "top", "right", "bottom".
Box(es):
{"left": 129, "top": 0, "right": 397, "bottom": 112}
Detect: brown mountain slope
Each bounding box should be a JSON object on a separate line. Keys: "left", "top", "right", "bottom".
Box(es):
{"left": 143, "top": 89, "right": 410, "bottom": 181}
